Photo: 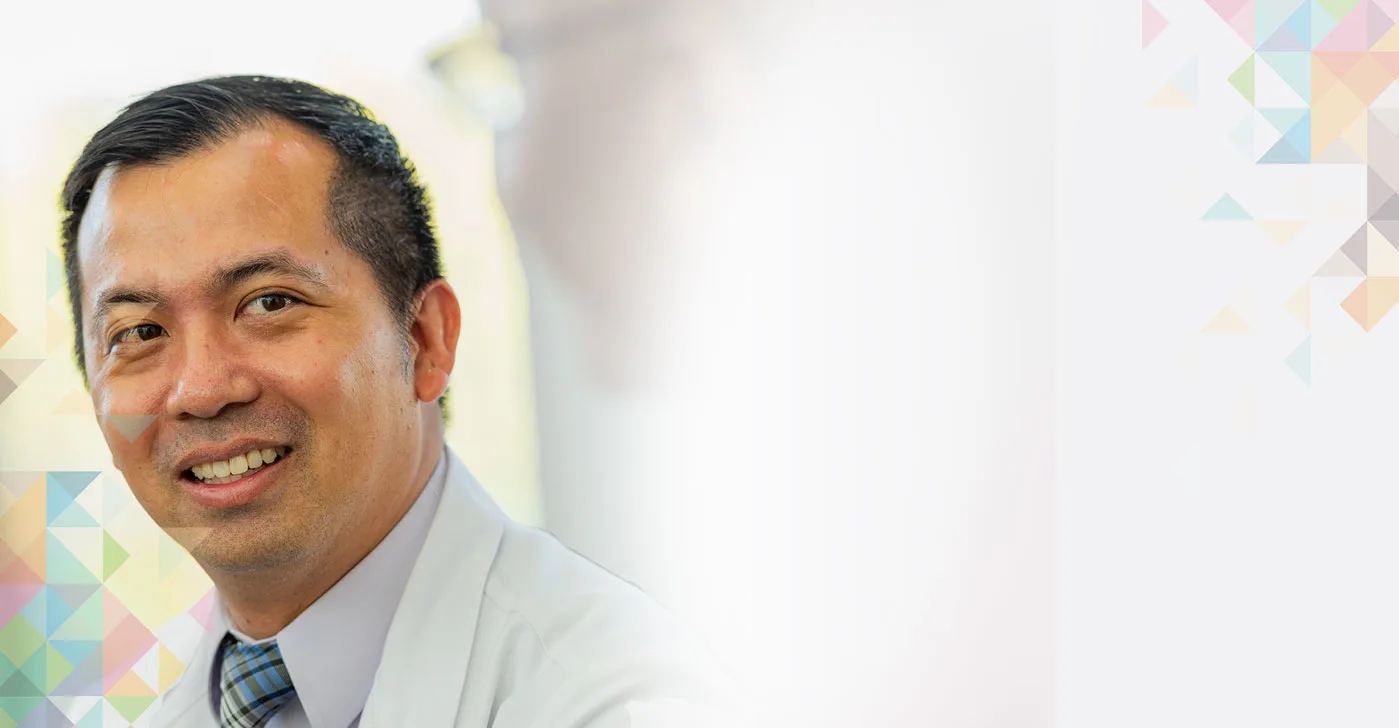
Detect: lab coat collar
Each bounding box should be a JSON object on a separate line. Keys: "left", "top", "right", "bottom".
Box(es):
{"left": 357, "top": 447, "right": 506, "bottom": 727}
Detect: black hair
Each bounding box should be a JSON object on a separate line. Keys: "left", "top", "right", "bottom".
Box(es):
{"left": 59, "top": 75, "right": 448, "bottom": 410}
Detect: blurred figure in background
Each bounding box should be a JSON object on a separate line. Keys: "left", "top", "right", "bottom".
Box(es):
{"left": 451, "top": 1, "right": 1057, "bottom": 726}
{"left": 467, "top": 0, "right": 755, "bottom": 616}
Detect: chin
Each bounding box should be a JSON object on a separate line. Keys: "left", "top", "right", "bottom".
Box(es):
{"left": 190, "top": 527, "right": 308, "bottom": 574}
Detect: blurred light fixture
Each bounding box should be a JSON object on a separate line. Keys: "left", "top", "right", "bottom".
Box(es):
{"left": 427, "top": 21, "right": 526, "bottom": 131}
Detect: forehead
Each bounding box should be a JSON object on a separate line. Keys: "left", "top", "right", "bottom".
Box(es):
{"left": 77, "top": 120, "right": 341, "bottom": 306}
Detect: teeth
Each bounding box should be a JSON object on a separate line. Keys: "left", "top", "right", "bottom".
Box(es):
{"left": 191, "top": 447, "right": 286, "bottom": 484}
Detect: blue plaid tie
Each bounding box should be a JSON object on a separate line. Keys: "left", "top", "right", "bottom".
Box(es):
{"left": 219, "top": 635, "right": 297, "bottom": 728}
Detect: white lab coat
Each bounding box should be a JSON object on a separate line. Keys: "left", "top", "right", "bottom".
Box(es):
{"left": 148, "top": 449, "right": 737, "bottom": 727}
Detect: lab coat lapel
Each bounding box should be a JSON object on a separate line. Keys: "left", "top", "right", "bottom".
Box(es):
{"left": 148, "top": 621, "right": 220, "bottom": 727}
{"left": 359, "top": 449, "right": 505, "bottom": 727}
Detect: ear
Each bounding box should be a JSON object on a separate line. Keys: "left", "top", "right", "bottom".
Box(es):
{"left": 409, "top": 280, "right": 462, "bottom": 403}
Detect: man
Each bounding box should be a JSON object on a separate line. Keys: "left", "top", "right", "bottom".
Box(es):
{"left": 59, "top": 75, "right": 731, "bottom": 728}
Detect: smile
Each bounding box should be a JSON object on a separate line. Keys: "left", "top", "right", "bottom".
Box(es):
{"left": 187, "top": 446, "right": 289, "bottom": 485}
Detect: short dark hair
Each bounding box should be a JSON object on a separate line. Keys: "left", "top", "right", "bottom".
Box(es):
{"left": 60, "top": 75, "right": 447, "bottom": 407}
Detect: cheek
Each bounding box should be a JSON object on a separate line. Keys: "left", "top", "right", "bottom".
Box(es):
{"left": 270, "top": 325, "right": 410, "bottom": 424}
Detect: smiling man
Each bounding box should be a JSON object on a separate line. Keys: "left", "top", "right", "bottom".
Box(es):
{"left": 60, "top": 76, "right": 730, "bottom": 728}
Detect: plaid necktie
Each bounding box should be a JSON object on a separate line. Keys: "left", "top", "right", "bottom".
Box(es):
{"left": 219, "top": 635, "right": 297, "bottom": 728}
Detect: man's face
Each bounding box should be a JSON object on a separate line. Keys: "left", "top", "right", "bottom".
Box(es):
{"left": 76, "top": 120, "right": 422, "bottom": 572}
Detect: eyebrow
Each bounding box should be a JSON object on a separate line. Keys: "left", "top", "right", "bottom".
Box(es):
{"left": 90, "top": 250, "right": 330, "bottom": 332}
{"left": 210, "top": 250, "right": 330, "bottom": 295}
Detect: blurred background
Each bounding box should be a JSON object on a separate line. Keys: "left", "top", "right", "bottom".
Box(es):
{"left": 0, "top": 1, "right": 1056, "bottom": 727}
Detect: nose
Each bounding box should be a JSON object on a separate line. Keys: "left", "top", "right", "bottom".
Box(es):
{"left": 165, "top": 328, "right": 260, "bottom": 420}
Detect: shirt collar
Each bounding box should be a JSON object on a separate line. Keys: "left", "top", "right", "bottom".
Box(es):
{"left": 210, "top": 447, "right": 450, "bottom": 728}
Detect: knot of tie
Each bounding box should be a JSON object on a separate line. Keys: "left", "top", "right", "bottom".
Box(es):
{"left": 219, "top": 635, "right": 297, "bottom": 728}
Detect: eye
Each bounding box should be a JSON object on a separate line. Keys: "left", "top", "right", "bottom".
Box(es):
{"left": 244, "top": 293, "right": 303, "bottom": 315}
{"left": 111, "top": 323, "right": 165, "bottom": 348}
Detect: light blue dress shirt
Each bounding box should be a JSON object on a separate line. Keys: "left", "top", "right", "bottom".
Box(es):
{"left": 206, "top": 449, "right": 448, "bottom": 728}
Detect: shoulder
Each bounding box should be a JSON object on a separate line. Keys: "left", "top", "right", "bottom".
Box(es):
{"left": 472, "top": 521, "right": 741, "bottom": 727}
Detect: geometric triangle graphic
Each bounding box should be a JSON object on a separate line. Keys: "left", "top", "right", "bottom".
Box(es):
{"left": 1257, "top": 0, "right": 1305, "bottom": 47}
{"left": 1371, "top": 0, "right": 1396, "bottom": 48}
{"left": 1316, "top": 247, "right": 1367, "bottom": 276}
{"left": 49, "top": 388, "right": 93, "bottom": 416}
{"left": 0, "top": 373, "right": 15, "bottom": 410}
{"left": 1342, "top": 276, "right": 1399, "bottom": 329}
{"left": 1206, "top": 0, "right": 1254, "bottom": 42}
{"left": 1286, "top": 336, "right": 1312, "bottom": 385}
{"left": 1260, "top": 109, "right": 1313, "bottom": 162}
{"left": 48, "top": 589, "right": 103, "bottom": 642}
{"left": 1319, "top": 0, "right": 1362, "bottom": 23}
{"left": 48, "top": 501, "right": 98, "bottom": 529}
{"left": 102, "top": 533, "right": 129, "bottom": 582}
{"left": 106, "top": 696, "right": 156, "bottom": 723}
{"left": 100, "top": 415, "right": 156, "bottom": 444}
{"left": 1148, "top": 81, "right": 1196, "bottom": 109}
{"left": 1144, "top": 0, "right": 1170, "bottom": 48}
{"left": 1230, "top": 55, "right": 1257, "bottom": 104}
{"left": 43, "top": 534, "right": 99, "bottom": 586}
{"left": 1318, "top": 0, "right": 1371, "bottom": 49}
{"left": 46, "top": 473, "right": 99, "bottom": 502}
{"left": 1367, "top": 221, "right": 1399, "bottom": 274}
{"left": 1343, "top": 223, "right": 1370, "bottom": 270}
{"left": 0, "top": 313, "right": 14, "bottom": 352}
{"left": 1264, "top": 2, "right": 1312, "bottom": 50}
{"left": 0, "top": 361, "right": 42, "bottom": 391}
{"left": 45, "top": 251, "right": 64, "bottom": 303}
{"left": 1259, "top": 219, "right": 1309, "bottom": 244}
{"left": 1286, "top": 280, "right": 1312, "bottom": 328}
{"left": 1260, "top": 51, "right": 1312, "bottom": 102}
{"left": 1374, "top": 192, "right": 1399, "bottom": 219}
{"left": 1256, "top": 50, "right": 1311, "bottom": 106}
{"left": 1203, "top": 306, "right": 1253, "bottom": 333}
{"left": 1174, "top": 56, "right": 1200, "bottom": 101}
{"left": 1231, "top": 113, "right": 1257, "bottom": 157}
{"left": 1374, "top": 17, "right": 1399, "bottom": 48}
{"left": 1205, "top": 193, "right": 1254, "bottom": 220}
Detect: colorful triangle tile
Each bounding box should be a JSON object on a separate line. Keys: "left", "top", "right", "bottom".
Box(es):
{"left": 0, "top": 313, "right": 14, "bottom": 353}
{"left": 1370, "top": 0, "right": 1397, "bottom": 46}
{"left": 1321, "top": 0, "right": 1363, "bottom": 22}
{"left": 1204, "top": 193, "right": 1253, "bottom": 219}
{"left": 49, "top": 501, "right": 98, "bottom": 529}
{"left": 101, "top": 415, "right": 156, "bottom": 444}
{"left": 1144, "top": 0, "right": 1168, "bottom": 48}
{"left": 106, "top": 696, "right": 155, "bottom": 723}
{"left": 46, "top": 473, "right": 99, "bottom": 501}
{"left": 1260, "top": 134, "right": 1311, "bottom": 162}
{"left": 0, "top": 362, "right": 41, "bottom": 392}
{"left": 49, "top": 648, "right": 100, "bottom": 698}
{"left": 1258, "top": 0, "right": 1307, "bottom": 45}
{"left": 0, "top": 586, "right": 40, "bottom": 629}
{"left": 1230, "top": 55, "right": 1256, "bottom": 104}
{"left": 1259, "top": 52, "right": 1311, "bottom": 101}
{"left": 1147, "top": 81, "right": 1195, "bottom": 108}
{"left": 102, "top": 532, "right": 129, "bottom": 581}
{"left": 1286, "top": 281, "right": 1312, "bottom": 328}
{"left": 1318, "top": 0, "right": 1372, "bottom": 48}
{"left": 1203, "top": 307, "right": 1253, "bottom": 333}
{"left": 1343, "top": 224, "right": 1370, "bottom": 270}
{"left": 1317, "top": 248, "right": 1367, "bottom": 275}
{"left": 44, "top": 533, "right": 99, "bottom": 586}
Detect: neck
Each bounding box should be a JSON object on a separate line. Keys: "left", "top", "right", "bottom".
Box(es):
{"left": 214, "top": 410, "right": 445, "bottom": 640}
